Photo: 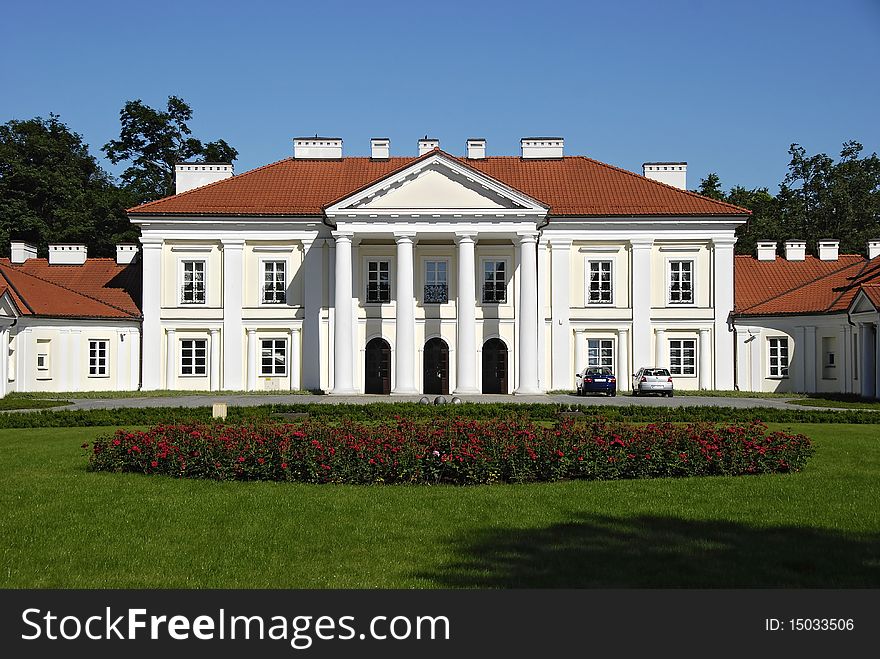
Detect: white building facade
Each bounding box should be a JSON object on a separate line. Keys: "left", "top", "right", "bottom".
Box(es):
{"left": 128, "top": 137, "right": 748, "bottom": 395}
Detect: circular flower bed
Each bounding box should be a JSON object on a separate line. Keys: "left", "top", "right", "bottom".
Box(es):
{"left": 85, "top": 417, "right": 814, "bottom": 485}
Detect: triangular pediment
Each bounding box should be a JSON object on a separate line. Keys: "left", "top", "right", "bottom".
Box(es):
{"left": 0, "top": 291, "right": 21, "bottom": 318}
{"left": 850, "top": 289, "right": 879, "bottom": 314}
{"left": 325, "top": 152, "right": 548, "bottom": 217}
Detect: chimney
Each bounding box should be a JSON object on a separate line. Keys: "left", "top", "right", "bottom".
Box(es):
{"left": 293, "top": 137, "right": 343, "bottom": 160}
{"left": 817, "top": 239, "right": 839, "bottom": 261}
{"left": 174, "top": 162, "right": 233, "bottom": 194}
{"left": 466, "top": 138, "right": 486, "bottom": 159}
{"left": 10, "top": 241, "right": 38, "bottom": 264}
{"left": 784, "top": 239, "right": 806, "bottom": 262}
{"left": 116, "top": 244, "right": 138, "bottom": 265}
{"left": 48, "top": 244, "right": 88, "bottom": 266}
{"left": 643, "top": 162, "right": 688, "bottom": 190}
{"left": 756, "top": 241, "right": 777, "bottom": 261}
{"left": 868, "top": 239, "right": 880, "bottom": 260}
{"left": 418, "top": 137, "right": 439, "bottom": 155}
{"left": 521, "top": 137, "right": 564, "bottom": 159}
{"left": 370, "top": 138, "right": 390, "bottom": 160}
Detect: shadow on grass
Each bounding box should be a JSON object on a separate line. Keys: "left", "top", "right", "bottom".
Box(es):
{"left": 417, "top": 514, "right": 880, "bottom": 588}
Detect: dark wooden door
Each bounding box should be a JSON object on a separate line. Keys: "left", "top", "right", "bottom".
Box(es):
{"left": 365, "top": 338, "right": 391, "bottom": 394}
{"left": 423, "top": 338, "right": 449, "bottom": 395}
{"left": 482, "top": 338, "right": 508, "bottom": 394}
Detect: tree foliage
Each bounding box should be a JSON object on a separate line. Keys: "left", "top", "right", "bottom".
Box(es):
{"left": 103, "top": 96, "right": 238, "bottom": 203}
{"left": 697, "top": 141, "right": 880, "bottom": 255}
{"left": 0, "top": 115, "right": 137, "bottom": 258}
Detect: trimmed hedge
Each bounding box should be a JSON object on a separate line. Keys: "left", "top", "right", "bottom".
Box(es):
{"left": 3, "top": 401, "right": 880, "bottom": 428}
{"left": 87, "top": 418, "right": 814, "bottom": 485}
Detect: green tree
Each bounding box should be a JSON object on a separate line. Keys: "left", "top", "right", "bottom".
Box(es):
{"left": 696, "top": 172, "right": 725, "bottom": 200}
{"left": 103, "top": 96, "right": 238, "bottom": 203}
{"left": 0, "top": 114, "right": 137, "bottom": 258}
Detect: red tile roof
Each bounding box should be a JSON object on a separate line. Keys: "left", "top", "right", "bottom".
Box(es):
{"left": 128, "top": 151, "right": 749, "bottom": 218}
{"left": 0, "top": 258, "right": 141, "bottom": 319}
{"left": 735, "top": 255, "right": 880, "bottom": 316}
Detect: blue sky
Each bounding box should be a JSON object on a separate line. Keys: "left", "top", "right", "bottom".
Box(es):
{"left": 2, "top": 0, "right": 878, "bottom": 191}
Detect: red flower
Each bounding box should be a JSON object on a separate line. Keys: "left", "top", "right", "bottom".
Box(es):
{"left": 151, "top": 461, "right": 158, "bottom": 467}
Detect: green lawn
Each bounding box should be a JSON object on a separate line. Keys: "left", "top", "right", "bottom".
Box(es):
{"left": 0, "top": 397, "right": 71, "bottom": 411}
{"left": 789, "top": 397, "right": 880, "bottom": 410}
{"left": 1, "top": 423, "right": 877, "bottom": 588}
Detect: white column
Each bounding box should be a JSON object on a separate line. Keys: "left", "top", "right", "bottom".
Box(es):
{"left": 804, "top": 325, "right": 817, "bottom": 393}
{"left": 875, "top": 323, "right": 880, "bottom": 400}
{"left": 0, "top": 327, "right": 7, "bottom": 398}
{"left": 750, "top": 330, "right": 763, "bottom": 392}
{"left": 140, "top": 239, "right": 163, "bottom": 389}
{"left": 58, "top": 329, "right": 70, "bottom": 391}
{"left": 246, "top": 328, "right": 257, "bottom": 391}
{"left": 549, "top": 239, "right": 572, "bottom": 390}
{"left": 654, "top": 328, "right": 666, "bottom": 367}
{"left": 331, "top": 232, "right": 357, "bottom": 394}
{"left": 573, "top": 329, "right": 586, "bottom": 375}
{"left": 129, "top": 328, "right": 140, "bottom": 390}
{"left": 860, "top": 323, "right": 875, "bottom": 398}
{"left": 291, "top": 328, "right": 301, "bottom": 391}
{"left": 793, "top": 326, "right": 806, "bottom": 392}
{"left": 15, "top": 329, "right": 29, "bottom": 393}
{"left": 454, "top": 232, "right": 479, "bottom": 394}
{"left": 712, "top": 237, "right": 737, "bottom": 389}
{"left": 537, "top": 238, "right": 550, "bottom": 391}
{"left": 209, "top": 328, "right": 220, "bottom": 392}
{"left": 68, "top": 330, "right": 80, "bottom": 393}
{"left": 838, "top": 326, "right": 850, "bottom": 393}
{"left": 515, "top": 233, "right": 540, "bottom": 394}
{"left": 221, "top": 239, "right": 245, "bottom": 390}
{"left": 165, "top": 328, "right": 176, "bottom": 390}
{"left": 735, "top": 328, "right": 750, "bottom": 391}
{"left": 393, "top": 233, "right": 418, "bottom": 395}
{"left": 699, "top": 327, "right": 712, "bottom": 390}
{"left": 302, "top": 238, "right": 323, "bottom": 391}
{"left": 617, "top": 327, "right": 629, "bottom": 382}
{"left": 630, "top": 239, "right": 653, "bottom": 372}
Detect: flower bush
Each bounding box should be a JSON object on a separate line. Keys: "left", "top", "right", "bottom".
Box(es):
{"left": 86, "top": 418, "right": 814, "bottom": 485}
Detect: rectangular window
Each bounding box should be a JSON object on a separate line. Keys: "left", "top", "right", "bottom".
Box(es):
{"left": 669, "top": 339, "right": 696, "bottom": 376}
{"left": 262, "top": 261, "right": 286, "bottom": 304}
{"left": 366, "top": 260, "right": 391, "bottom": 303}
{"left": 669, "top": 260, "right": 694, "bottom": 304}
{"left": 587, "top": 261, "right": 613, "bottom": 305}
{"left": 180, "top": 339, "right": 208, "bottom": 376}
{"left": 88, "top": 340, "right": 108, "bottom": 377}
{"left": 260, "top": 338, "right": 287, "bottom": 376}
{"left": 482, "top": 260, "right": 506, "bottom": 303}
{"left": 181, "top": 260, "right": 206, "bottom": 304}
{"left": 37, "top": 353, "right": 48, "bottom": 370}
{"left": 424, "top": 260, "right": 448, "bottom": 303}
{"left": 768, "top": 337, "right": 789, "bottom": 378}
{"left": 587, "top": 339, "right": 614, "bottom": 370}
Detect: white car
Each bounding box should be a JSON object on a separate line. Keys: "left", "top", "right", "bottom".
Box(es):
{"left": 631, "top": 367, "right": 674, "bottom": 397}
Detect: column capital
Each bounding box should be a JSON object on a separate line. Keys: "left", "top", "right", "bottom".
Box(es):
{"left": 699, "top": 326, "right": 712, "bottom": 335}
{"left": 617, "top": 326, "right": 629, "bottom": 336}
{"left": 515, "top": 232, "right": 539, "bottom": 245}
{"left": 246, "top": 328, "right": 257, "bottom": 335}
{"left": 220, "top": 238, "right": 245, "bottom": 249}
{"left": 630, "top": 238, "right": 654, "bottom": 249}
{"left": 166, "top": 327, "right": 176, "bottom": 335}
{"left": 547, "top": 237, "right": 573, "bottom": 249}
{"left": 711, "top": 236, "right": 738, "bottom": 248}
{"left": 573, "top": 328, "right": 587, "bottom": 336}
{"left": 209, "top": 327, "right": 220, "bottom": 335}
{"left": 140, "top": 239, "right": 163, "bottom": 250}
{"left": 331, "top": 231, "right": 354, "bottom": 243}
{"left": 454, "top": 232, "right": 478, "bottom": 245}
{"left": 393, "top": 232, "right": 417, "bottom": 244}
{"left": 654, "top": 327, "right": 666, "bottom": 335}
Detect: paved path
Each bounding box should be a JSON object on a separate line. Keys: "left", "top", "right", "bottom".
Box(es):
{"left": 43, "top": 392, "right": 816, "bottom": 411}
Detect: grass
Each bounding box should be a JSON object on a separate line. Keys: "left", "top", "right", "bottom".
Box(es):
{"left": 789, "top": 396, "right": 880, "bottom": 410}
{"left": 1, "top": 422, "right": 878, "bottom": 588}
{"left": 0, "top": 398, "right": 71, "bottom": 411}
{"left": 6, "top": 390, "right": 317, "bottom": 400}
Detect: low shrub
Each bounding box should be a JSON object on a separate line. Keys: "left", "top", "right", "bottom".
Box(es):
{"left": 87, "top": 417, "right": 814, "bottom": 485}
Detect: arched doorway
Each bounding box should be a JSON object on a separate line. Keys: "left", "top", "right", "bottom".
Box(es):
{"left": 365, "top": 338, "right": 391, "bottom": 394}
{"left": 482, "top": 338, "right": 508, "bottom": 394}
{"left": 423, "top": 338, "right": 449, "bottom": 395}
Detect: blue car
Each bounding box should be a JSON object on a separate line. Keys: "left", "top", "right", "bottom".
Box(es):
{"left": 575, "top": 367, "right": 617, "bottom": 396}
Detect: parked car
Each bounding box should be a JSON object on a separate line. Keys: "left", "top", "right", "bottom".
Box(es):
{"left": 575, "top": 367, "right": 617, "bottom": 396}
{"left": 631, "top": 367, "right": 674, "bottom": 397}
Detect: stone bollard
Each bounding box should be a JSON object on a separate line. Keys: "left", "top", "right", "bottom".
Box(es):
{"left": 212, "top": 403, "right": 228, "bottom": 420}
